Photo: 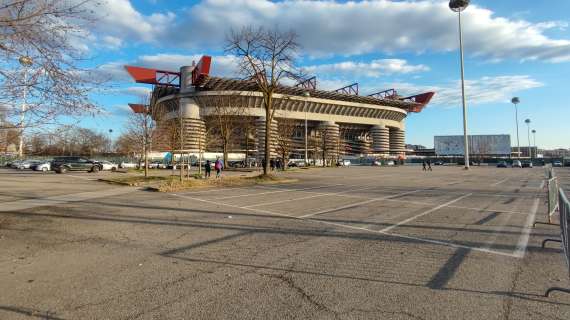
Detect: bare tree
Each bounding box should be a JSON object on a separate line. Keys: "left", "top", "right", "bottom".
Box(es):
{"left": 276, "top": 117, "right": 299, "bottom": 170}
{"left": 226, "top": 26, "right": 300, "bottom": 176}
{"left": 0, "top": 1, "right": 103, "bottom": 133}
{"left": 204, "top": 95, "right": 249, "bottom": 166}
{"left": 123, "top": 104, "right": 154, "bottom": 177}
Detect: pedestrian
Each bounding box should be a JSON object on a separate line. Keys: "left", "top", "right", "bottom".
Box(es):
{"left": 214, "top": 157, "right": 223, "bottom": 178}
{"left": 270, "top": 159, "right": 275, "bottom": 171}
{"left": 427, "top": 159, "right": 432, "bottom": 171}
{"left": 422, "top": 161, "right": 427, "bottom": 171}
{"left": 204, "top": 160, "right": 211, "bottom": 178}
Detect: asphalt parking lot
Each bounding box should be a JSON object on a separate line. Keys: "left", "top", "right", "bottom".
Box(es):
{"left": 0, "top": 166, "right": 569, "bottom": 319}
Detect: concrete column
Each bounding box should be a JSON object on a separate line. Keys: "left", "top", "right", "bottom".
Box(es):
{"left": 319, "top": 121, "right": 340, "bottom": 162}
{"left": 389, "top": 127, "right": 405, "bottom": 154}
{"left": 370, "top": 125, "right": 390, "bottom": 154}
{"left": 256, "top": 117, "right": 278, "bottom": 160}
{"left": 179, "top": 66, "right": 194, "bottom": 93}
{"left": 179, "top": 97, "right": 205, "bottom": 152}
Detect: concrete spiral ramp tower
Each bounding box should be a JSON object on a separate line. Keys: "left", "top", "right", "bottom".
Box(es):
{"left": 370, "top": 125, "right": 390, "bottom": 154}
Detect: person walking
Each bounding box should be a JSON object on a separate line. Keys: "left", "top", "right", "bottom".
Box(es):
{"left": 427, "top": 159, "right": 432, "bottom": 171}
{"left": 422, "top": 161, "right": 427, "bottom": 171}
{"left": 204, "top": 160, "right": 211, "bottom": 178}
{"left": 214, "top": 157, "right": 224, "bottom": 178}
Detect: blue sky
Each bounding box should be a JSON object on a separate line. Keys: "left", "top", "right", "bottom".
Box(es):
{"left": 80, "top": 0, "right": 570, "bottom": 149}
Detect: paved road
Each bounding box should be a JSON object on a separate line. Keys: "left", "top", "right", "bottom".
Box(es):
{"left": 0, "top": 166, "right": 569, "bottom": 319}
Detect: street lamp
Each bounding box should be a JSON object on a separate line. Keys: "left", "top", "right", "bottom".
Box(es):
{"left": 511, "top": 97, "right": 521, "bottom": 158}
{"left": 524, "top": 119, "right": 531, "bottom": 158}
{"left": 303, "top": 91, "right": 310, "bottom": 166}
{"left": 532, "top": 129, "right": 537, "bottom": 152}
{"left": 18, "top": 55, "right": 33, "bottom": 158}
{"left": 449, "top": 0, "right": 470, "bottom": 169}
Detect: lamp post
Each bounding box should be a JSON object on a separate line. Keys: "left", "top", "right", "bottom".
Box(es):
{"left": 303, "top": 91, "right": 310, "bottom": 166}
{"left": 524, "top": 119, "right": 531, "bottom": 158}
{"left": 532, "top": 129, "right": 537, "bottom": 156}
{"left": 511, "top": 97, "right": 520, "bottom": 158}
{"left": 449, "top": 0, "right": 470, "bottom": 169}
{"left": 18, "top": 56, "right": 33, "bottom": 158}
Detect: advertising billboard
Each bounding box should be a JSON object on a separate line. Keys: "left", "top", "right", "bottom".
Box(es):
{"left": 434, "top": 135, "right": 511, "bottom": 156}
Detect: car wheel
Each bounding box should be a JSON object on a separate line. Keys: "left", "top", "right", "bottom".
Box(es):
{"left": 59, "top": 167, "right": 68, "bottom": 174}
{"left": 111, "top": 167, "right": 116, "bottom": 172}
{"left": 91, "top": 165, "right": 100, "bottom": 173}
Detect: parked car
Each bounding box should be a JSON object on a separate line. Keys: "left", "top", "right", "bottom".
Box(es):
{"left": 100, "top": 160, "right": 118, "bottom": 171}
{"left": 553, "top": 161, "right": 563, "bottom": 167}
{"left": 385, "top": 160, "right": 395, "bottom": 166}
{"left": 372, "top": 160, "right": 382, "bottom": 166}
{"left": 32, "top": 161, "right": 51, "bottom": 172}
{"left": 337, "top": 159, "right": 351, "bottom": 166}
{"left": 17, "top": 160, "right": 42, "bottom": 170}
{"left": 512, "top": 160, "right": 522, "bottom": 168}
{"left": 521, "top": 161, "right": 533, "bottom": 168}
{"left": 497, "top": 161, "right": 508, "bottom": 168}
{"left": 51, "top": 157, "right": 102, "bottom": 174}
{"left": 9, "top": 160, "right": 23, "bottom": 168}
{"left": 119, "top": 161, "right": 138, "bottom": 169}
{"left": 434, "top": 160, "right": 445, "bottom": 166}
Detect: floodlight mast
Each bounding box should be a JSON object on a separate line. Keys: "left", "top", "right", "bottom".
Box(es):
{"left": 449, "top": 0, "right": 470, "bottom": 169}
{"left": 511, "top": 97, "right": 521, "bottom": 158}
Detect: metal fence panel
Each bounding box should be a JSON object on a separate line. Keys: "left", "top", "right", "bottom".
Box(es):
{"left": 559, "top": 189, "right": 570, "bottom": 269}
{"left": 548, "top": 178, "right": 559, "bottom": 222}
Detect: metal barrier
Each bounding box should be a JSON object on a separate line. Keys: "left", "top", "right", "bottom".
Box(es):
{"left": 544, "top": 189, "right": 570, "bottom": 296}
{"left": 547, "top": 178, "right": 559, "bottom": 224}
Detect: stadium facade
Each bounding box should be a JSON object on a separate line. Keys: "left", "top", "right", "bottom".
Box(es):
{"left": 125, "top": 56, "right": 435, "bottom": 163}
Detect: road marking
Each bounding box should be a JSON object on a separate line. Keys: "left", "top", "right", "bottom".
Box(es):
{"left": 513, "top": 197, "right": 540, "bottom": 258}
{"left": 216, "top": 184, "right": 344, "bottom": 200}
{"left": 298, "top": 189, "right": 424, "bottom": 218}
{"left": 0, "top": 187, "right": 139, "bottom": 212}
{"left": 379, "top": 193, "right": 473, "bottom": 233}
{"left": 313, "top": 219, "right": 518, "bottom": 258}
{"left": 491, "top": 178, "right": 509, "bottom": 186}
{"left": 242, "top": 185, "right": 377, "bottom": 209}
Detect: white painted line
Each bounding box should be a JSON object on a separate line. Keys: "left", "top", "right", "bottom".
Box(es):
{"left": 513, "top": 197, "right": 540, "bottom": 258}
{"left": 174, "top": 190, "right": 520, "bottom": 259}
{"left": 491, "top": 178, "right": 509, "bottom": 186}
{"left": 172, "top": 193, "right": 292, "bottom": 218}
{"left": 298, "top": 189, "right": 424, "bottom": 218}
{"left": 243, "top": 185, "right": 375, "bottom": 209}
{"left": 0, "top": 187, "right": 139, "bottom": 212}
{"left": 379, "top": 193, "right": 473, "bottom": 233}
{"left": 216, "top": 184, "right": 344, "bottom": 200}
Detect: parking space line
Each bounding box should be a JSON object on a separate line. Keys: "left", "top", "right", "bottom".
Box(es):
{"left": 513, "top": 198, "right": 540, "bottom": 258}
{"left": 216, "top": 184, "right": 344, "bottom": 200}
{"left": 298, "top": 189, "right": 424, "bottom": 218}
{"left": 379, "top": 193, "right": 473, "bottom": 233}
{"left": 242, "top": 185, "right": 376, "bottom": 209}
{"left": 491, "top": 178, "right": 509, "bottom": 186}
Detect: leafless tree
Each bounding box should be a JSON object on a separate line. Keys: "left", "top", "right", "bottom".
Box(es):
{"left": 204, "top": 95, "right": 249, "bottom": 166}
{"left": 0, "top": 0, "right": 103, "bottom": 133}
{"left": 276, "top": 117, "right": 300, "bottom": 170}
{"left": 226, "top": 26, "right": 300, "bottom": 175}
{"left": 122, "top": 103, "right": 154, "bottom": 177}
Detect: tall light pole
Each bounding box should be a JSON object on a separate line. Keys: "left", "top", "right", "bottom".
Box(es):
{"left": 18, "top": 55, "right": 33, "bottom": 158}
{"left": 511, "top": 97, "right": 520, "bottom": 158}
{"left": 449, "top": 0, "right": 470, "bottom": 169}
{"left": 303, "top": 91, "right": 310, "bottom": 166}
{"left": 532, "top": 129, "right": 537, "bottom": 156}
{"left": 524, "top": 119, "right": 531, "bottom": 158}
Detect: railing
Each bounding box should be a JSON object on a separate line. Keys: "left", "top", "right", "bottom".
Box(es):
{"left": 539, "top": 166, "right": 570, "bottom": 296}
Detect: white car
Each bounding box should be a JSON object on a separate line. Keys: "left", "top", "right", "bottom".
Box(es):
{"left": 33, "top": 161, "right": 51, "bottom": 172}
{"left": 340, "top": 159, "right": 351, "bottom": 166}
{"left": 385, "top": 160, "right": 395, "bottom": 166}
{"left": 119, "top": 162, "right": 137, "bottom": 169}
{"left": 101, "top": 161, "right": 119, "bottom": 171}
{"left": 17, "top": 160, "right": 41, "bottom": 170}
{"left": 512, "top": 160, "right": 522, "bottom": 168}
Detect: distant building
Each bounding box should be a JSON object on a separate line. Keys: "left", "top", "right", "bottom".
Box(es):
{"left": 434, "top": 135, "right": 511, "bottom": 156}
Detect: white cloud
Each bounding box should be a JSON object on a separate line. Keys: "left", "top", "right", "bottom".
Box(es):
{"left": 386, "top": 75, "right": 544, "bottom": 107}
{"left": 304, "top": 59, "right": 429, "bottom": 78}
{"left": 161, "top": 0, "right": 570, "bottom": 63}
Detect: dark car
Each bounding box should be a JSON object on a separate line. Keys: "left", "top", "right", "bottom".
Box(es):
{"left": 51, "top": 157, "right": 102, "bottom": 174}
{"left": 434, "top": 160, "right": 445, "bottom": 166}
{"left": 521, "top": 161, "right": 533, "bottom": 168}
{"left": 497, "top": 161, "right": 508, "bottom": 168}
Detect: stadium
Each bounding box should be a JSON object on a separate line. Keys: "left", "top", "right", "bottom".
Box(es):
{"left": 125, "top": 56, "right": 435, "bottom": 164}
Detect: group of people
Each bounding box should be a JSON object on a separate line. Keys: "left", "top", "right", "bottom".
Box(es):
{"left": 422, "top": 160, "right": 433, "bottom": 171}
{"left": 204, "top": 157, "right": 224, "bottom": 178}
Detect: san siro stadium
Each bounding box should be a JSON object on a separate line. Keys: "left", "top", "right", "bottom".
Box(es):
{"left": 125, "top": 56, "right": 434, "bottom": 164}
